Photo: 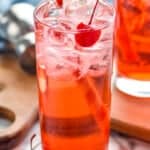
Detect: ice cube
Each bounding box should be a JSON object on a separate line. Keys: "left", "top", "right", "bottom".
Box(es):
{"left": 43, "top": 15, "right": 75, "bottom": 45}
{"left": 122, "top": 0, "right": 149, "bottom": 14}
{"left": 94, "top": 1, "right": 114, "bottom": 24}
{"left": 88, "top": 49, "right": 111, "bottom": 77}
{"left": 64, "top": 0, "right": 95, "bottom": 24}
{"left": 45, "top": 52, "right": 81, "bottom": 80}
{"left": 59, "top": 19, "right": 75, "bottom": 31}
{"left": 48, "top": 8, "right": 61, "bottom": 17}
{"left": 100, "top": 26, "right": 113, "bottom": 42}
{"left": 50, "top": 28, "right": 66, "bottom": 44}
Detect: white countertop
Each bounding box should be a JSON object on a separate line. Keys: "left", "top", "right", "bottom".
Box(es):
{"left": 13, "top": 122, "right": 150, "bottom": 150}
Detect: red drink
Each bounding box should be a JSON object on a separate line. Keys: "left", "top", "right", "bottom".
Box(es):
{"left": 115, "top": 0, "right": 150, "bottom": 97}
{"left": 34, "top": 1, "right": 114, "bottom": 150}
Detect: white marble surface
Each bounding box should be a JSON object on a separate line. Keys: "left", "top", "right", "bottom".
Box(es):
{"left": 13, "top": 122, "right": 150, "bottom": 150}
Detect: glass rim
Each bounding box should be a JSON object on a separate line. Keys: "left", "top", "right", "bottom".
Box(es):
{"left": 33, "top": 0, "right": 115, "bottom": 34}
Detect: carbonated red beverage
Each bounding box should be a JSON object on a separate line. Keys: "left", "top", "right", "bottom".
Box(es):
{"left": 34, "top": 0, "right": 114, "bottom": 149}
{"left": 114, "top": 0, "right": 150, "bottom": 97}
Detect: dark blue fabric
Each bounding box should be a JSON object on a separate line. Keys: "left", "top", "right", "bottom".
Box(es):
{"left": 0, "top": 0, "right": 39, "bottom": 13}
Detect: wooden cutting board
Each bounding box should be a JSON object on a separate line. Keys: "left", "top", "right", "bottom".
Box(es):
{"left": 111, "top": 87, "right": 150, "bottom": 142}
{"left": 0, "top": 55, "right": 38, "bottom": 149}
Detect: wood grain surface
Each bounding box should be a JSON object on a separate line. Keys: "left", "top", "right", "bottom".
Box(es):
{"left": 0, "top": 56, "right": 38, "bottom": 150}
{"left": 111, "top": 87, "right": 150, "bottom": 142}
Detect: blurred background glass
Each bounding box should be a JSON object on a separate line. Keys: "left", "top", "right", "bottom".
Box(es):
{"left": 0, "top": 0, "right": 39, "bottom": 13}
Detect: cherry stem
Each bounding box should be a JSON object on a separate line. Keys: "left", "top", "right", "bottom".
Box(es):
{"left": 88, "top": 0, "right": 99, "bottom": 25}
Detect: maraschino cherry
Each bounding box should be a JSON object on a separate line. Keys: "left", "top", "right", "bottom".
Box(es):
{"left": 56, "top": 0, "right": 63, "bottom": 7}
{"left": 75, "top": 0, "right": 101, "bottom": 47}
{"left": 56, "top": 0, "right": 100, "bottom": 47}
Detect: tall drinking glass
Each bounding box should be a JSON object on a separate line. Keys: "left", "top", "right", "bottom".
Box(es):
{"left": 114, "top": 0, "right": 150, "bottom": 97}
{"left": 34, "top": 0, "right": 114, "bottom": 150}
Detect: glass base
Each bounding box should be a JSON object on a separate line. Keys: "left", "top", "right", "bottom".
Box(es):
{"left": 115, "top": 77, "right": 150, "bottom": 98}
